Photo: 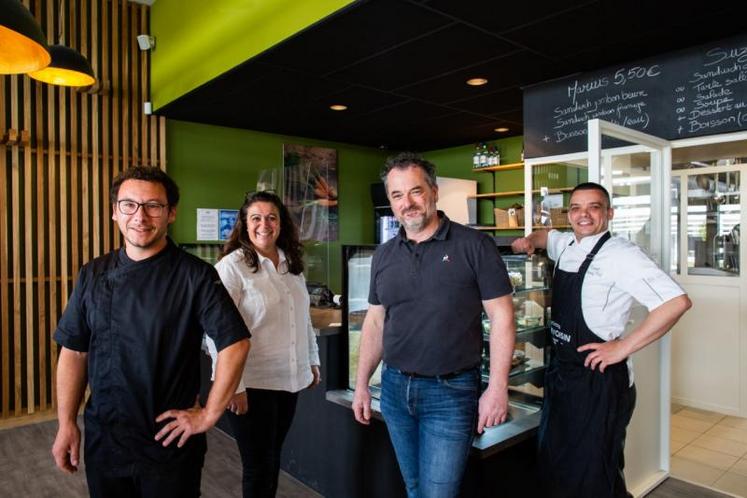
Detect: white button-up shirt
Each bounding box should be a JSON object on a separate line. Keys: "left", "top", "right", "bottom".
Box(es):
{"left": 548, "top": 230, "right": 685, "bottom": 341}
{"left": 205, "top": 248, "right": 320, "bottom": 393}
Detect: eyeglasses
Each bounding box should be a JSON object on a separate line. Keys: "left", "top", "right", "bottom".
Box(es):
{"left": 117, "top": 200, "right": 168, "bottom": 217}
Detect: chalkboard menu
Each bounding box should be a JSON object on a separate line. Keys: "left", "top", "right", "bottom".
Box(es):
{"left": 523, "top": 35, "right": 747, "bottom": 158}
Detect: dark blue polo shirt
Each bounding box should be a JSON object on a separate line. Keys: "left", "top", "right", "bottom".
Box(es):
{"left": 54, "top": 238, "right": 250, "bottom": 476}
{"left": 369, "top": 212, "right": 512, "bottom": 376}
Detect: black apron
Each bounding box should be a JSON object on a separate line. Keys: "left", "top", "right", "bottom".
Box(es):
{"left": 538, "top": 232, "right": 636, "bottom": 498}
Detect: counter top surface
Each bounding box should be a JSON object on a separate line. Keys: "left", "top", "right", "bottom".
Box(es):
{"left": 310, "top": 307, "right": 342, "bottom": 336}
{"left": 326, "top": 389, "right": 541, "bottom": 458}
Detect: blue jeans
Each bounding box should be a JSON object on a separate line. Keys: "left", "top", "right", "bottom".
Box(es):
{"left": 380, "top": 364, "right": 480, "bottom": 498}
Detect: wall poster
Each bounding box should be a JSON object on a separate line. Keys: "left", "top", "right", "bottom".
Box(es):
{"left": 283, "top": 144, "right": 339, "bottom": 241}
{"left": 219, "top": 209, "right": 239, "bottom": 241}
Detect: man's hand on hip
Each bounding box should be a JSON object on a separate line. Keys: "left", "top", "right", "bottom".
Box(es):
{"left": 352, "top": 387, "right": 373, "bottom": 425}
{"left": 52, "top": 422, "right": 81, "bottom": 473}
{"left": 155, "top": 400, "right": 214, "bottom": 448}
{"left": 477, "top": 386, "right": 509, "bottom": 434}
{"left": 578, "top": 340, "right": 630, "bottom": 373}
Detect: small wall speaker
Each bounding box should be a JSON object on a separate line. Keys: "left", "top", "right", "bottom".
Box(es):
{"left": 136, "top": 34, "right": 155, "bottom": 51}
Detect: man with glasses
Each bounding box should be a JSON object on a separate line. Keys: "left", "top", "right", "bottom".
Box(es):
{"left": 52, "top": 166, "right": 251, "bottom": 498}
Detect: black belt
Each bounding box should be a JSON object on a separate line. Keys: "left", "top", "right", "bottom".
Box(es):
{"left": 396, "top": 366, "right": 478, "bottom": 380}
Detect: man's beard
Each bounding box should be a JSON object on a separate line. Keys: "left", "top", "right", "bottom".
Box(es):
{"left": 399, "top": 211, "right": 426, "bottom": 232}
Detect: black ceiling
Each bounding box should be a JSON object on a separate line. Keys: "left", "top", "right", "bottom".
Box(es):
{"left": 157, "top": 0, "right": 747, "bottom": 151}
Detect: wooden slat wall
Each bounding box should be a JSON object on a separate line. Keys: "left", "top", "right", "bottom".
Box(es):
{"left": 0, "top": 72, "right": 7, "bottom": 419}
{"left": 0, "top": 0, "right": 166, "bottom": 424}
{"left": 44, "top": 0, "right": 57, "bottom": 410}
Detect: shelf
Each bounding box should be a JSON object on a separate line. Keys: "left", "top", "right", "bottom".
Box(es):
{"left": 514, "top": 285, "right": 550, "bottom": 294}
{"left": 468, "top": 187, "right": 574, "bottom": 200}
{"left": 509, "top": 361, "right": 545, "bottom": 388}
{"left": 516, "top": 326, "right": 548, "bottom": 349}
{"left": 482, "top": 360, "right": 545, "bottom": 388}
{"left": 470, "top": 190, "right": 524, "bottom": 199}
{"left": 473, "top": 226, "right": 525, "bottom": 231}
{"left": 473, "top": 225, "right": 569, "bottom": 231}
{"left": 472, "top": 162, "right": 524, "bottom": 173}
{"left": 483, "top": 326, "right": 548, "bottom": 349}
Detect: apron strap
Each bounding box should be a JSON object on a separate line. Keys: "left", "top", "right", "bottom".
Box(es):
{"left": 578, "top": 231, "right": 611, "bottom": 274}
{"left": 554, "top": 231, "right": 612, "bottom": 276}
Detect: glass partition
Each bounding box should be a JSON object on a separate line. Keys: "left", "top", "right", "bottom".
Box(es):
{"left": 529, "top": 160, "right": 588, "bottom": 231}
{"left": 685, "top": 170, "right": 740, "bottom": 276}
{"left": 343, "top": 246, "right": 380, "bottom": 395}
{"left": 606, "top": 152, "right": 654, "bottom": 253}
{"left": 671, "top": 178, "right": 681, "bottom": 274}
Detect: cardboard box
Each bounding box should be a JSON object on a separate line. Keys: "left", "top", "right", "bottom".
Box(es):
{"left": 550, "top": 207, "right": 569, "bottom": 227}
{"left": 508, "top": 207, "right": 524, "bottom": 228}
{"left": 495, "top": 206, "right": 524, "bottom": 228}
{"left": 493, "top": 208, "right": 510, "bottom": 228}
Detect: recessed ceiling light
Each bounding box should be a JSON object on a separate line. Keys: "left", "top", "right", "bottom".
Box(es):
{"left": 466, "top": 78, "right": 488, "bottom": 86}
{"left": 494, "top": 127, "right": 509, "bottom": 133}
{"left": 329, "top": 104, "right": 348, "bottom": 111}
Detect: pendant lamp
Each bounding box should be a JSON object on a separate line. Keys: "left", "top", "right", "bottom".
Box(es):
{"left": 0, "top": 0, "right": 51, "bottom": 74}
{"left": 26, "top": 0, "right": 96, "bottom": 87}
{"left": 28, "top": 44, "right": 95, "bottom": 87}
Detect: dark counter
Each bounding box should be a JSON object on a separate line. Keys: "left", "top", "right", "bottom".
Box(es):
{"left": 279, "top": 333, "right": 543, "bottom": 498}
{"left": 202, "top": 321, "right": 543, "bottom": 497}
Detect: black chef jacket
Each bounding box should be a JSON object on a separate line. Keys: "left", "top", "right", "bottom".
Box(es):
{"left": 54, "top": 238, "right": 250, "bottom": 476}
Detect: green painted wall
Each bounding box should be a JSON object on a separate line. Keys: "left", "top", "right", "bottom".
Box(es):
{"left": 425, "top": 136, "right": 525, "bottom": 233}
{"left": 166, "top": 120, "right": 387, "bottom": 293}
{"left": 151, "top": 0, "right": 353, "bottom": 110}
{"left": 166, "top": 118, "right": 535, "bottom": 290}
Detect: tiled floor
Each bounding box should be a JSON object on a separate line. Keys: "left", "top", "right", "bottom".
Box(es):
{"left": 671, "top": 404, "right": 747, "bottom": 497}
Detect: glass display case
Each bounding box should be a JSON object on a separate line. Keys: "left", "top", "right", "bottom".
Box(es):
{"left": 343, "top": 243, "right": 553, "bottom": 402}
{"left": 343, "top": 245, "right": 382, "bottom": 396}
{"left": 180, "top": 243, "right": 222, "bottom": 265}
{"left": 486, "top": 252, "right": 552, "bottom": 399}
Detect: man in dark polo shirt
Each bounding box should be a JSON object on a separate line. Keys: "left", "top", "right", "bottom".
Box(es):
{"left": 51, "top": 166, "right": 251, "bottom": 498}
{"left": 353, "top": 152, "right": 515, "bottom": 498}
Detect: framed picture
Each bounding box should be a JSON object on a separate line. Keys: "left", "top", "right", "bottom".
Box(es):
{"left": 283, "top": 144, "right": 338, "bottom": 241}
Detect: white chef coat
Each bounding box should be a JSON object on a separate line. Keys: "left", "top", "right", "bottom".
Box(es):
{"left": 205, "top": 248, "right": 320, "bottom": 393}
{"left": 547, "top": 230, "right": 685, "bottom": 384}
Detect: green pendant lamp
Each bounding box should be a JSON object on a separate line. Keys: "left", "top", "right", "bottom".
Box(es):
{"left": 0, "top": 0, "right": 51, "bottom": 74}
{"left": 28, "top": 43, "right": 95, "bottom": 87}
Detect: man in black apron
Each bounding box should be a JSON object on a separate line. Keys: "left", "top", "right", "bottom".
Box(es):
{"left": 512, "top": 182, "right": 691, "bottom": 498}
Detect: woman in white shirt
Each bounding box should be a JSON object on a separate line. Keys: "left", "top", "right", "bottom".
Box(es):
{"left": 207, "top": 191, "right": 320, "bottom": 498}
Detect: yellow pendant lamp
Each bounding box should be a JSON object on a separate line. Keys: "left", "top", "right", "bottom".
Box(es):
{"left": 0, "top": 0, "right": 51, "bottom": 74}
{"left": 27, "top": 0, "right": 96, "bottom": 87}
{"left": 28, "top": 44, "right": 95, "bottom": 87}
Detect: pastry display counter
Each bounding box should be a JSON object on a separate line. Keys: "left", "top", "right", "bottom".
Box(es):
{"left": 331, "top": 244, "right": 553, "bottom": 457}
{"left": 273, "top": 242, "right": 552, "bottom": 497}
